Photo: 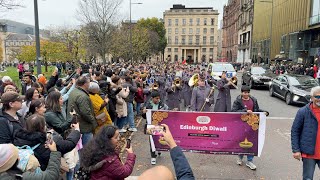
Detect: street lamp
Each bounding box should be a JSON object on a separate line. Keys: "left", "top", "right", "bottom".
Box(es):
{"left": 129, "top": 0, "right": 142, "bottom": 63}
{"left": 260, "top": 0, "right": 273, "bottom": 65}
{"left": 34, "top": 0, "right": 41, "bottom": 75}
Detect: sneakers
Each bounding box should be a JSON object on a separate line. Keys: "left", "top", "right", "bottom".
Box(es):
{"left": 151, "top": 158, "right": 156, "bottom": 165}
{"left": 246, "top": 161, "right": 257, "bottom": 170}
{"left": 119, "top": 128, "right": 127, "bottom": 133}
{"left": 128, "top": 128, "right": 137, "bottom": 132}
{"left": 236, "top": 157, "right": 243, "bottom": 166}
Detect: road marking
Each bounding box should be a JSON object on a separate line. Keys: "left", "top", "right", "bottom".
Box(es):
{"left": 267, "top": 117, "right": 294, "bottom": 120}
{"left": 274, "top": 128, "right": 291, "bottom": 141}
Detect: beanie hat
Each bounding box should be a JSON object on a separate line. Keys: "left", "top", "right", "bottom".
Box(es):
{"left": 0, "top": 144, "right": 19, "bottom": 173}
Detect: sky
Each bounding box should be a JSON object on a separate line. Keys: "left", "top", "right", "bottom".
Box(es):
{"left": 1, "top": 0, "right": 228, "bottom": 29}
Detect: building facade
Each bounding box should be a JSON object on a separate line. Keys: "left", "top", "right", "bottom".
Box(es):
{"left": 252, "top": 0, "right": 319, "bottom": 65}
{"left": 237, "top": 0, "right": 253, "bottom": 64}
{"left": 222, "top": 0, "right": 240, "bottom": 62}
{"left": 163, "top": 4, "right": 219, "bottom": 63}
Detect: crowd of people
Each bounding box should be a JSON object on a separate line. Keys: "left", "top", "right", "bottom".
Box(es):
{"left": 0, "top": 60, "right": 318, "bottom": 179}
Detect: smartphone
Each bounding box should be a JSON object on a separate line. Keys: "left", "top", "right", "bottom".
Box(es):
{"left": 146, "top": 125, "right": 165, "bottom": 135}
{"left": 126, "top": 139, "right": 131, "bottom": 148}
{"left": 46, "top": 132, "right": 53, "bottom": 144}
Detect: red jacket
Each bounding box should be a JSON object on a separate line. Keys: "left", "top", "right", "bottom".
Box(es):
{"left": 90, "top": 153, "right": 136, "bottom": 180}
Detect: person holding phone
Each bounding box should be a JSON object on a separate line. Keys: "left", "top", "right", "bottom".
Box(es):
{"left": 80, "top": 125, "right": 136, "bottom": 180}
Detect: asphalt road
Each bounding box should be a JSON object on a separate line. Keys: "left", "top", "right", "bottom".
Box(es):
{"left": 126, "top": 74, "right": 320, "bottom": 179}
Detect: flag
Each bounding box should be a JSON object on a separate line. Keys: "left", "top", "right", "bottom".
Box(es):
{"left": 182, "top": 59, "right": 187, "bottom": 65}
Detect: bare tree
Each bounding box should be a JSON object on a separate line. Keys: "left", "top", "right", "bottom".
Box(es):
{"left": 0, "top": 0, "right": 23, "bottom": 10}
{"left": 77, "top": 0, "right": 123, "bottom": 64}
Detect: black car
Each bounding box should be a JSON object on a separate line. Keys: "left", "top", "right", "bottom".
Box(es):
{"left": 242, "top": 67, "right": 275, "bottom": 88}
{"left": 269, "top": 74, "right": 319, "bottom": 105}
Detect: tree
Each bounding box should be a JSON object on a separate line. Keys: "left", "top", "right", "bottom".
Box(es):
{"left": 77, "top": 0, "right": 122, "bottom": 64}
{"left": 0, "top": 0, "right": 23, "bottom": 10}
{"left": 0, "top": 37, "right": 3, "bottom": 62}
{"left": 137, "top": 18, "right": 167, "bottom": 60}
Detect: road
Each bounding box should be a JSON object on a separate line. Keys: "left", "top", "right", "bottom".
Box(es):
{"left": 126, "top": 74, "right": 320, "bottom": 179}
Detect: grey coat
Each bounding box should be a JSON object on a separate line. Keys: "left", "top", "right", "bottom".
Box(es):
{"left": 214, "top": 78, "right": 231, "bottom": 112}
{"left": 190, "top": 86, "right": 214, "bottom": 112}
{"left": 165, "top": 81, "right": 182, "bottom": 110}
{"left": 182, "top": 75, "right": 192, "bottom": 107}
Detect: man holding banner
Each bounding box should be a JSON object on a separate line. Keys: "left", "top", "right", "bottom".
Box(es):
{"left": 232, "top": 85, "right": 269, "bottom": 170}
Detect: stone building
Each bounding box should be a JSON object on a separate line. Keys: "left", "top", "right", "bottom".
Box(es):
{"left": 163, "top": 4, "right": 219, "bottom": 63}
{"left": 222, "top": 0, "right": 240, "bottom": 62}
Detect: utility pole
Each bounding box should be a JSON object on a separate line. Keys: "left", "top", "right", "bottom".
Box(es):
{"left": 129, "top": 0, "right": 142, "bottom": 64}
{"left": 34, "top": 0, "right": 41, "bottom": 75}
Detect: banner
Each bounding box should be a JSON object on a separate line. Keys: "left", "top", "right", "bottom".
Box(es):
{"left": 146, "top": 111, "right": 266, "bottom": 157}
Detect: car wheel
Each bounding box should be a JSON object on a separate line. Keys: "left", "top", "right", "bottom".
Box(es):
{"left": 285, "top": 92, "right": 293, "bottom": 105}
{"left": 269, "top": 86, "right": 274, "bottom": 97}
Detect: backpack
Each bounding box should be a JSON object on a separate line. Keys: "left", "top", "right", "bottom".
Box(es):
{"left": 16, "top": 144, "right": 41, "bottom": 173}
{"left": 74, "top": 167, "right": 90, "bottom": 180}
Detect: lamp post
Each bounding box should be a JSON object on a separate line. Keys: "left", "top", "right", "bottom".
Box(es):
{"left": 129, "top": 0, "right": 142, "bottom": 63}
{"left": 34, "top": 0, "right": 41, "bottom": 75}
{"left": 260, "top": 0, "right": 273, "bottom": 65}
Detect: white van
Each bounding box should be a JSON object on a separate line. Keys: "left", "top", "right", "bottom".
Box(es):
{"left": 207, "top": 63, "right": 237, "bottom": 83}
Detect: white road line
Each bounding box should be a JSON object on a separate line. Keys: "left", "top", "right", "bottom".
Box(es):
{"left": 267, "top": 117, "right": 294, "bottom": 120}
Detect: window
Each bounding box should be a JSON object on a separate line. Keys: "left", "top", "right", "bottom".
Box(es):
{"left": 175, "top": 19, "right": 179, "bottom": 26}
{"left": 211, "top": 18, "right": 215, "bottom": 25}
{"left": 210, "top": 48, "right": 214, "bottom": 53}
{"left": 202, "top": 48, "right": 207, "bottom": 52}
{"left": 182, "top": 19, "right": 186, "bottom": 26}
{"left": 168, "top": 36, "right": 172, "bottom": 44}
{"left": 175, "top": 36, "right": 178, "bottom": 44}
{"left": 210, "top": 36, "right": 214, "bottom": 44}
{"left": 175, "top": 28, "right": 179, "bottom": 34}
{"left": 174, "top": 48, "right": 178, "bottom": 52}
{"left": 188, "top": 35, "right": 193, "bottom": 45}
{"left": 310, "top": 0, "right": 320, "bottom": 25}
{"left": 189, "top": 28, "right": 193, "bottom": 34}
{"left": 168, "top": 19, "right": 172, "bottom": 26}
{"left": 196, "top": 28, "right": 200, "bottom": 34}
{"left": 204, "top": 18, "right": 207, "bottom": 25}
{"left": 168, "top": 48, "right": 172, "bottom": 52}
{"left": 168, "top": 28, "right": 172, "bottom": 34}
{"left": 210, "top": 28, "right": 214, "bottom": 34}
{"left": 203, "top": 28, "right": 207, "bottom": 34}
{"left": 182, "top": 36, "right": 186, "bottom": 45}
{"left": 196, "top": 35, "right": 200, "bottom": 45}
{"left": 189, "top": 18, "right": 193, "bottom": 26}
{"left": 196, "top": 18, "right": 200, "bottom": 25}
{"left": 203, "top": 36, "right": 207, "bottom": 45}
{"left": 182, "top": 28, "right": 186, "bottom": 34}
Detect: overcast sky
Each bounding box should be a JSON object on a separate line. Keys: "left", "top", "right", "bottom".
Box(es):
{"left": 1, "top": 0, "right": 228, "bottom": 29}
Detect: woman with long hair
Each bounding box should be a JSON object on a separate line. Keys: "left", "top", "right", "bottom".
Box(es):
{"left": 32, "top": 82, "right": 47, "bottom": 98}
{"left": 18, "top": 87, "right": 39, "bottom": 117}
{"left": 25, "top": 99, "right": 46, "bottom": 120}
{"left": 80, "top": 125, "right": 135, "bottom": 180}
{"left": 13, "top": 114, "right": 80, "bottom": 170}
{"left": 45, "top": 91, "right": 71, "bottom": 135}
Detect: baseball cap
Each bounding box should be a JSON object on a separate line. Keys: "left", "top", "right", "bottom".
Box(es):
{"left": 1, "top": 92, "right": 24, "bottom": 104}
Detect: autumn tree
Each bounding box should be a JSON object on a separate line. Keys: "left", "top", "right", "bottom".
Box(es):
{"left": 137, "top": 18, "right": 167, "bottom": 60}
{"left": 77, "top": 0, "right": 122, "bottom": 64}
{"left": 0, "top": 37, "right": 3, "bottom": 62}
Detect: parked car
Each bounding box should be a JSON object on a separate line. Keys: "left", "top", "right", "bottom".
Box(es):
{"left": 242, "top": 66, "right": 276, "bottom": 88}
{"left": 208, "top": 62, "right": 237, "bottom": 85}
{"left": 269, "top": 74, "right": 319, "bottom": 105}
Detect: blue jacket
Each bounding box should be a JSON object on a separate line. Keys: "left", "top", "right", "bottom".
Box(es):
{"left": 291, "top": 103, "right": 318, "bottom": 155}
{"left": 170, "top": 146, "right": 195, "bottom": 180}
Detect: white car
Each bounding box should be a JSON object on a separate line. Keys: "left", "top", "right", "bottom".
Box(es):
{"left": 207, "top": 63, "right": 237, "bottom": 82}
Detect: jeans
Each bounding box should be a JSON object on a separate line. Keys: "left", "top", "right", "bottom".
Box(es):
{"left": 238, "top": 155, "right": 254, "bottom": 162}
{"left": 302, "top": 158, "right": 320, "bottom": 180}
{"left": 81, "top": 133, "right": 93, "bottom": 146}
{"left": 127, "top": 102, "right": 135, "bottom": 128}
{"left": 136, "top": 102, "right": 142, "bottom": 115}
{"left": 66, "top": 169, "right": 74, "bottom": 180}
{"left": 117, "top": 116, "right": 127, "bottom": 129}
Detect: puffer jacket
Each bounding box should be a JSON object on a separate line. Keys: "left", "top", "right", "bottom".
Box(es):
{"left": 67, "top": 87, "right": 97, "bottom": 133}
{"left": 291, "top": 103, "right": 318, "bottom": 155}
{"left": 13, "top": 128, "right": 80, "bottom": 170}
{"left": 89, "top": 153, "right": 136, "bottom": 180}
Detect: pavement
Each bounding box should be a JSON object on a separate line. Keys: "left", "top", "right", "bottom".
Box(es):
{"left": 125, "top": 73, "right": 320, "bottom": 179}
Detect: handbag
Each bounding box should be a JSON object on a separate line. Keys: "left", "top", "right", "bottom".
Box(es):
{"left": 16, "top": 144, "right": 41, "bottom": 172}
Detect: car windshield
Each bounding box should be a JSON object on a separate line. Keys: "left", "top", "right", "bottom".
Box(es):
{"left": 288, "top": 76, "right": 319, "bottom": 87}
{"left": 212, "top": 64, "right": 235, "bottom": 72}
{"left": 251, "top": 67, "right": 266, "bottom": 75}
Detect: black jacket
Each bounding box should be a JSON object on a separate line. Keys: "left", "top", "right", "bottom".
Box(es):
{"left": 13, "top": 128, "right": 80, "bottom": 170}
{"left": 231, "top": 95, "right": 269, "bottom": 115}
{"left": 0, "top": 109, "right": 24, "bottom": 144}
